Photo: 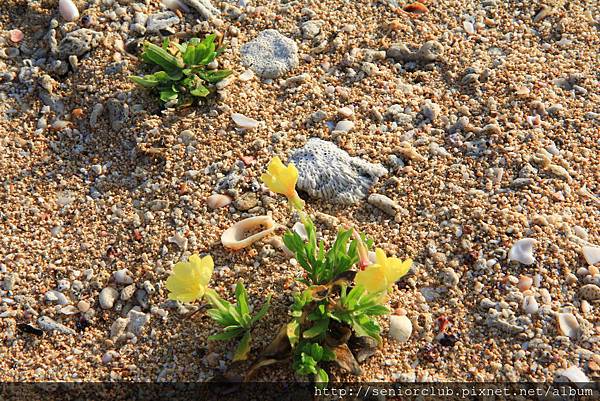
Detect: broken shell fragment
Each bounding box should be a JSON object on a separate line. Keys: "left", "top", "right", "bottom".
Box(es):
{"left": 231, "top": 113, "right": 260, "bottom": 129}
{"left": 206, "top": 194, "right": 232, "bottom": 209}
{"left": 221, "top": 215, "right": 276, "bottom": 250}
{"left": 9, "top": 29, "right": 24, "bottom": 43}
{"left": 578, "top": 284, "right": 600, "bottom": 301}
{"left": 508, "top": 238, "right": 536, "bottom": 265}
{"left": 522, "top": 295, "right": 538, "bottom": 314}
{"left": 291, "top": 221, "right": 308, "bottom": 241}
{"left": 557, "top": 313, "right": 581, "bottom": 339}
{"left": 555, "top": 366, "right": 589, "bottom": 384}
{"left": 582, "top": 246, "right": 600, "bottom": 265}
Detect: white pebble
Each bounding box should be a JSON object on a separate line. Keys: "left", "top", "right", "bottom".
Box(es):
{"left": 522, "top": 295, "right": 538, "bottom": 314}
{"left": 59, "top": 0, "right": 79, "bottom": 22}
{"left": 334, "top": 120, "right": 355, "bottom": 132}
{"left": 99, "top": 287, "right": 119, "bottom": 309}
{"left": 508, "top": 238, "right": 536, "bottom": 265}
{"left": 389, "top": 315, "right": 412, "bottom": 342}
{"left": 232, "top": 113, "right": 260, "bottom": 129}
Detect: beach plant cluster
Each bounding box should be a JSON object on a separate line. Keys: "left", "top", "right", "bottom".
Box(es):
{"left": 166, "top": 157, "right": 412, "bottom": 384}
{"left": 130, "top": 34, "right": 231, "bottom": 107}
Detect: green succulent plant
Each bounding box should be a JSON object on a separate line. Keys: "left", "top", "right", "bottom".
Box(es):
{"left": 206, "top": 280, "right": 271, "bottom": 362}
{"left": 130, "top": 34, "right": 232, "bottom": 107}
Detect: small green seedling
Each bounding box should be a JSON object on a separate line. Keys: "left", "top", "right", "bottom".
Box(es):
{"left": 130, "top": 34, "right": 232, "bottom": 107}
{"left": 206, "top": 280, "right": 271, "bottom": 361}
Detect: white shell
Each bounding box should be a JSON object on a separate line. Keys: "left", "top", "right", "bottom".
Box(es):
{"left": 59, "top": 0, "right": 80, "bottom": 22}
{"left": 221, "top": 215, "right": 276, "bottom": 250}
{"left": 292, "top": 221, "right": 308, "bottom": 241}
{"left": 522, "top": 295, "right": 538, "bottom": 314}
{"left": 557, "top": 313, "right": 581, "bottom": 339}
{"left": 508, "top": 238, "right": 536, "bottom": 265}
{"left": 555, "top": 366, "right": 589, "bottom": 383}
{"left": 582, "top": 246, "right": 600, "bottom": 265}
{"left": 206, "top": 194, "right": 232, "bottom": 209}
{"left": 232, "top": 113, "right": 260, "bottom": 129}
{"left": 389, "top": 315, "right": 412, "bottom": 343}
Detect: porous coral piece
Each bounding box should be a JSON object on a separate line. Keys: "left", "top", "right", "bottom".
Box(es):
{"left": 289, "top": 138, "right": 387, "bottom": 204}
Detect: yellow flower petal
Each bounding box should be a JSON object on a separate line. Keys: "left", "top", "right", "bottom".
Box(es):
{"left": 361, "top": 248, "right": 412, "bottom": 295}
{"left": 355, "top": 264, "right": 389, "bottom": 294}
{"left": 166, "top": 254, "right": 214, "bottom": 303}
{"left": 261, "top": 156, "right": 299, "bottom": 199}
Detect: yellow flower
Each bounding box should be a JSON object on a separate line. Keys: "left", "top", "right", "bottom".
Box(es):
{"left": 355, "top": 248, "right": 412, "bottom": 295}
{"left": 261, "top": 156, "right": 304, "bottom": 210}
{"left": 166, "top": 254, "right": 214, "bottom": 302}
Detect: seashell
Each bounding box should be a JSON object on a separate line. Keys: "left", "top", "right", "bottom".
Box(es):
{"left": 292, "top": 222, "right": 308, "bottom": 241}
{"left": 555, "top": 366, "right": 589, "bottom": 384}
{"left": 534, "top": 5, "right": 553, "bottom": 23}
{"left": 522, "top": 295, "right": 538, "bottom": 314}
{"left": 582, "top": 246, "right": 600, "bottom": 265}
{"left": 463, "top": 21, "right": 475, "bottom": 35}
{"left": 508, "top": 238, "right": 536, "bottom": 265}
{"left": 517, "top": 275, "right": 533, "bottom": 292}
{"left": 389, "top": 315, "right": 412, "bottom": 342}
{"left": 540, "top": 288, "right": 551, "bottom": 305}
{"left": 578, "top": 284, "right": 600, "bottom": 301}
{"left": 581, "top": 300, "right": 591, "bottom": 314}
{"left": 59, "top": 0, "right": 80, "bottom": 22}
{"left": 557, "top": 313, "right": 581, "bottom": 339}
{"left": 232, "top": 113, "right": 260, "bottom": 129}
{"left": 9, "top": 29, "right": 24, "bottom": 43}
{"left": 113, "top": 268, "right": 133, "bottom": 285}
{"left": 206, "top": 194, "right": 232, "bottom": 209}
{"left": 221, "top": 216, "right": 276, "bottom": 250}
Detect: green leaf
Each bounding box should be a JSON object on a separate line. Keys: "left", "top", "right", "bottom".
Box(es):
{"left": 206, "top": 308, "right": 238, "bottom": 327}
{"left": 251, "top": 294, "right": 271, "bottom": 325}
{"left": 198, "top": 69, "right": 232, "bottom": 83}
{"left": 182, "top": 43, "right": 197, "bottom": 66}
{"left": 315, "top": 368, "right": 329, "bottom": 384}
{"left": 159, "top": 88, "right": 178, "bottom": 103}
{"left": 235, "top": 281, "right": 250, "bottom": 316}
{"left": 142, "top": 42, "right": 183, "bottom": 71}
{"left": 362, "top": 305, "right": 390, "bottom": 316}
{"left": 287, "top": 320, "right": 300, "bottom": 347}
{"left": 190, "top": 85, "right": 210, "bottom": 97}
{"left": 302, "top": 319, "right": 329, "bottom": 339}
{"left": 130, "top": 75, "right": 160, "bottom": 87}
{"left": 233, "top": 331, "right": 252, "bottom": 361}
{"left": 208, "top": 328, "right": 244, "bottom": 341}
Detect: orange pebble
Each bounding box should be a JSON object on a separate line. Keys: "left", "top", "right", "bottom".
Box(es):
{"left": 71, "top": 108, "right": 85, "bottom": 119}
{"left": 404, "top": 2, "right": 429, "bottom": 14}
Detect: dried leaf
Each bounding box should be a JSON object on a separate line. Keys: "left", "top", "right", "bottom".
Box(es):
{"left": 331, "top": 343, "right": 362, "bottom": 375}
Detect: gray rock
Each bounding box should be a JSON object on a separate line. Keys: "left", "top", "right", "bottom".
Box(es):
{"left": 387, "top": 40, "right": 444, "bottom": 63}
{"left": 301, "top": 20, "right": 322, "bottom": 39}
{"left": 99, "top": 287, "right": 119, "bottom": 309}
{"left": 240, "top": 29, "right": 299, "bottom": 79}
{"left": 89, "top": 103, "right": 104, "bottom": 128}
{"left": 180, "top": 0, "right": 220, "bottom": 19}
{"left": 146, "top": 11, "right": 180, "bottom": 33}
{"left": 110, "top": 317, "right": 128, "bottom": 339}
{"left": 290, "top": 138, "right": 388, "bottom": 204}
{"left": 126, "top": 309, "right": 150, "bottom": 336}
{"left": 107, "top": 98, "right": 129, "bottom": 131}
{"left": 58, "top": 29, "right": 102, "bottom": 58}
{"left": 38, "top": 316, "right": 76, "bottom": 334}
{"left": 2, "top": 272, "right": 17, "bottom": 291}
{"left": 234, "top": 192, "right": 258, "bottom": 211}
